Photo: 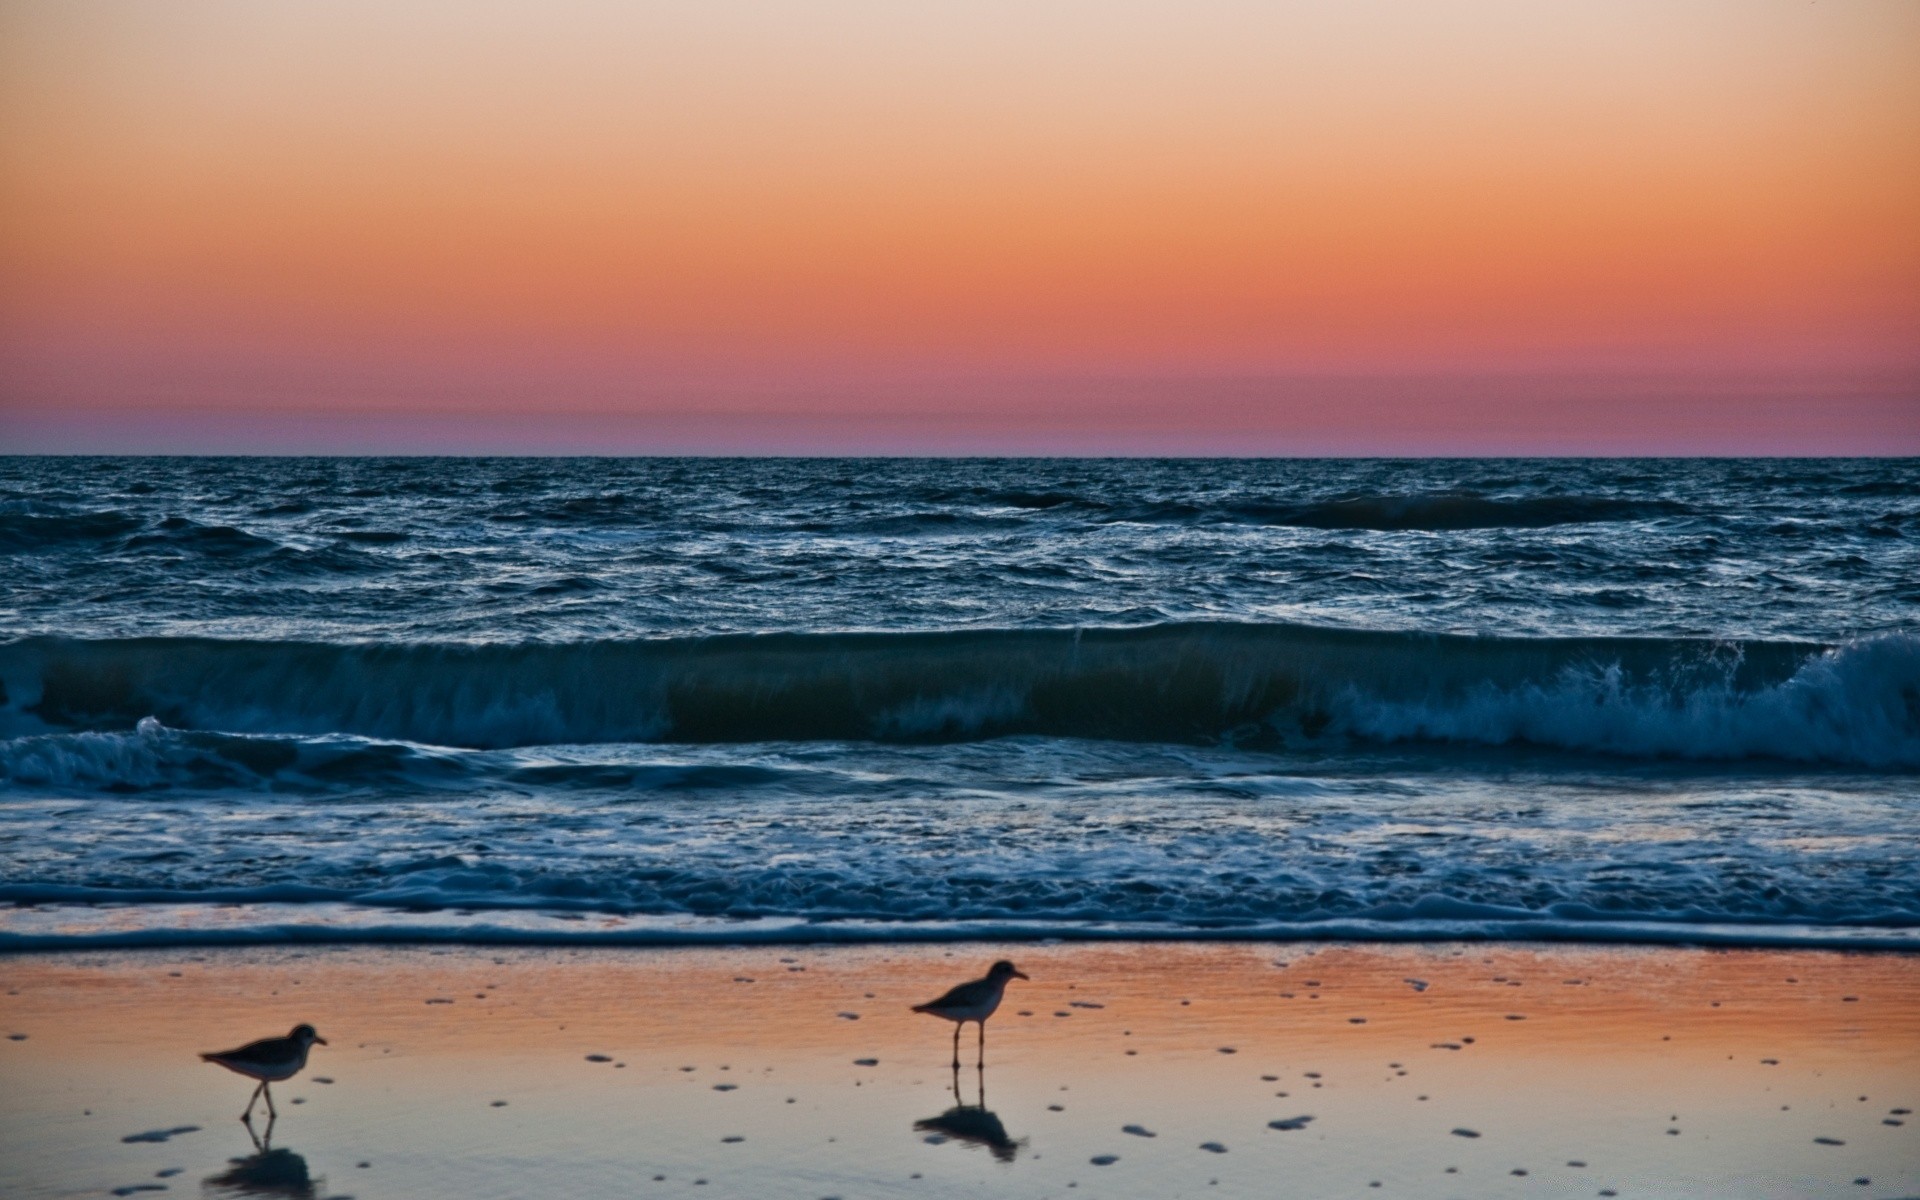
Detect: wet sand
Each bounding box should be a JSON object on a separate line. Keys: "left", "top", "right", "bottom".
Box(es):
{"left": 1, "top": 942, "right": 1915, "bottom": 1198}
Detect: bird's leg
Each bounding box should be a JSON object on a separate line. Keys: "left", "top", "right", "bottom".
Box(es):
{"left": 263, "top": 1082, "right": 277, "bottom": 1121}
{"left": 950, "top": 1061, "right": 962, "bottom": 1106}
{"left": 950, "top": 1021, "right": 961, "bottom": 1070}
{"left": 241, "top": 1081, "right": 264, "bottom": 1123}
{"left": 976, "top": 1019, "right": 986, "bottom": 1069}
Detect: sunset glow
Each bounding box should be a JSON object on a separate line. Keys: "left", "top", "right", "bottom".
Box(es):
{"left": 2, "top": 0, "right": 1916, "bottom": 452}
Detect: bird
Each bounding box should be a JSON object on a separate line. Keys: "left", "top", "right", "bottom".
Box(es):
{"left": 911, "top": 960, "right": 1029, "bottom": 1069}
{"left": 199, "top": 1024, "right": 327, "bottom": 1123}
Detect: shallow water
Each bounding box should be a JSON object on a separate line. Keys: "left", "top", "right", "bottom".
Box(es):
{"left": 1, "top": 457, "right": 1915, "bottom": 948}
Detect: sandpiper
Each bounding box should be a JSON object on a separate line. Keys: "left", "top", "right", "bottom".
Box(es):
{"left": 200, "top": 1024, "right": 327, "bottom": 1122}
{"left": 911, "top": 960, "right": 1029, "bottom": 1068}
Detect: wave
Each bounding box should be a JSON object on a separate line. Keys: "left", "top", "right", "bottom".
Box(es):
{"left": 1124, "top": 493, "right": 1696, "bottom": 531}
{"left": 3, "top": 623, "right": 1915, "bottom": 766}
{"left": 1, "top": 901, "right": 1914, "bottom": 953}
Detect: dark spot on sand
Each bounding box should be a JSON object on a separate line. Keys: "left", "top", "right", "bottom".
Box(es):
{"left": 713, "top": 1084, "right": 737, "bottom": 1091}
{"left": 1451, "top": 1128, "right": 1480, "bottom": 1138}
{"left": 1268, "top": 1116, "right": 1314, "bottom": 1131}
{"left": 1090, "top": 1155, "right": 1119, "bottom": 1166}
{"left": 853, "top": 1058, "right": 878, "bottom": 1066}
{"left": 121, "top": 1127, "right": 199, "bottom": 1144}
{"left": 1199, "top": 1142, "right": 1227, "bottom": 1153}
{"left": 490, "top": 1101, "right": 507, "bottom": 1107}
{"left": 1814, "top": 1137, "right": 1845, "bottom": 1146}
{"left": 837, "top": 1012, "right": 859, "bottom": 1020}
{"left": 585, "top": 1054, "right": 611, "bottom": 1063}
{"left": 1048, "top": 1105, "right": 1064, "bottom": 1112}
{"left": 1122, "top": 1125, "right": 1156, "bottom": 1138}
{"left": 722, "top": 1136, "right": 744, "bottom": 1143}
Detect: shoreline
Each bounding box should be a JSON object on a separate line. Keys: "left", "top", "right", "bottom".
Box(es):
{"left": 6, "top": 902, "right": 1919, "bottom": 956}
{"left": 3, "top": 940, "right": 1915, "bottom": 1198}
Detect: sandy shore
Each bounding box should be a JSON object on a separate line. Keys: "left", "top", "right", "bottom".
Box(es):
{"left": 1, "top": 942, "right": 1914, "bottom": 1198}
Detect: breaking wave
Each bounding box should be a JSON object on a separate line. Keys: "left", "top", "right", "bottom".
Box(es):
{"left": 3, "top": 623, "right": 1914, "bottom": 769}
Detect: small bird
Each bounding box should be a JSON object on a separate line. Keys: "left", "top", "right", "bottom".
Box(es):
{"left": 912, "top": 960, "right": 1029, "bottom": 1068}
{"left": 200, "top": 1024, "right": 327, "bottom": 1123}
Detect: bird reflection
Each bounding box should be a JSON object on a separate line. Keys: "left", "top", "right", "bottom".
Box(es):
{"left": 204, "top": 1131, "right": 321, "bottom": 1199}
{"left": 912, "top": 1067, "right": 1024, "bottom": 1162}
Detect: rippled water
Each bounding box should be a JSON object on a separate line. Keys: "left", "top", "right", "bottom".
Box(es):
{"left": 1, "top": 456, "right": 1915, "bottom": 949}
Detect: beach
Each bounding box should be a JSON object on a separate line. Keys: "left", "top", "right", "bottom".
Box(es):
{"left": 3, "top": 941, "right": 1915, "bottom": 1199}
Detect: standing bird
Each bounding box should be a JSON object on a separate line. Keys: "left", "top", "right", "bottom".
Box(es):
{"left": 199, "top": 1024, "right": 327, "bottom": 1123}
{"left": 912, "top": 960, "right": 1029, "bottom": 1069}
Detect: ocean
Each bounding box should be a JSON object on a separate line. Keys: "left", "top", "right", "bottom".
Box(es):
{"left": 1, "top": 456, "right": 1914, "bottom": 950}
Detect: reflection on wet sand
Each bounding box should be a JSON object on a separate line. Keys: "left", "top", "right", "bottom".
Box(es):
{"left": 203, "top": 1145, "right": 320, "bottom": 1199}
{"left": 914, "top": 1066, "right": 1024, "bottom": 1162}
{"left": 200, "top": 1115, "right": 325, "bottom": 1198}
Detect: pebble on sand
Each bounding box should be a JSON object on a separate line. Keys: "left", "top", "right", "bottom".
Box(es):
{"left": 585, "top": 1054, "right": 612, "bottom": 1063}
{"left": 1451, "top": 1128, "right": 1480, "bottom": 1138}
{"left": 1090, "top": 1155, "right": 1119, "bottom": 1166}
{"left": 1122, "top": 1125, "right": 1156, "bottom": 1138}
{"left": 1199, "top": 1142, "right": 1227, "bottom": 1153}
{"left": 1268, "top": 1116, "right": 1314, "bottom": 1131}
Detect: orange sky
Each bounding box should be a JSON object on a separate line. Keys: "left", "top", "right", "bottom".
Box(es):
{"left": 2, "top": 0, "right": 1916, "bottom": 452}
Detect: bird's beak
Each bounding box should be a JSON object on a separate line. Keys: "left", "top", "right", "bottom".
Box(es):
{"left": 1013, "top": 971, "right": 1030, "bottom": 981}
{"left": 314, "top": 1036, "right": 328, "bottom": 1045}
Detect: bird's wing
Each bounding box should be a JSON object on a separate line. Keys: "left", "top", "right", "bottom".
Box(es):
{"left": 913, "top": 978, "right": 988, "bottom": 1011}
{"left": 201, "top": 1036, "right": 290, "bottom": 1065}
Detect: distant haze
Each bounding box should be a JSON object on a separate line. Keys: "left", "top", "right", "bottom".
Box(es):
{"left": 2, "top": 0, "right": 1915, "bottom": 453}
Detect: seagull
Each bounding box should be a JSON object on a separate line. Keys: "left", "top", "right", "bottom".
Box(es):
{"left": 912, "top": 960, "right": 1029, "bottom": 1068}
{"left": 200, "top": 1024, "right": 327, "bottom": 1123}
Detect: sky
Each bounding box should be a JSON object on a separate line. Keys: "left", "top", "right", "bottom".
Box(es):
{"left": 2, "top": 0, "right": 1916, "bottom": 454}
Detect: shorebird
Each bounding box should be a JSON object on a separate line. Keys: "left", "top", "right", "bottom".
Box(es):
{"left": 200, "top": 1024, "right": 327, "bottom": 1122}
{"left": 911, "top": 960, "right": 1029, "bottom": 1068}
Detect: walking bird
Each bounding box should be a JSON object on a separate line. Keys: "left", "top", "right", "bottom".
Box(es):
{"left": 911, "top": 960, "right": 1029, "bottom": 1068}
{"left": 200, "top": 1024, "right": 327, "bottom": 1123}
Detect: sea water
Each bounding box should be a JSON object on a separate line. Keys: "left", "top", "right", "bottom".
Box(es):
{"left": 0, "top": 457, "right": 1914, "bottom": 949}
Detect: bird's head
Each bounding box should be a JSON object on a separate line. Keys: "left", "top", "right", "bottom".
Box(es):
{"left": 989, "top": 960, "right": 1029, "bottom": 982}
{"left": 289, "top": 1024, "right": 327, "bottom": 1046}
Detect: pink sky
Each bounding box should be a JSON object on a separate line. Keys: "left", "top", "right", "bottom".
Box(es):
{"left": 2, "top": 0, "right": 1916, "bottom": 453}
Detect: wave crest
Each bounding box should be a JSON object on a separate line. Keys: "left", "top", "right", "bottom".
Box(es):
{"left": 2, "top": 624, "right": 1914, "bottom": 766}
